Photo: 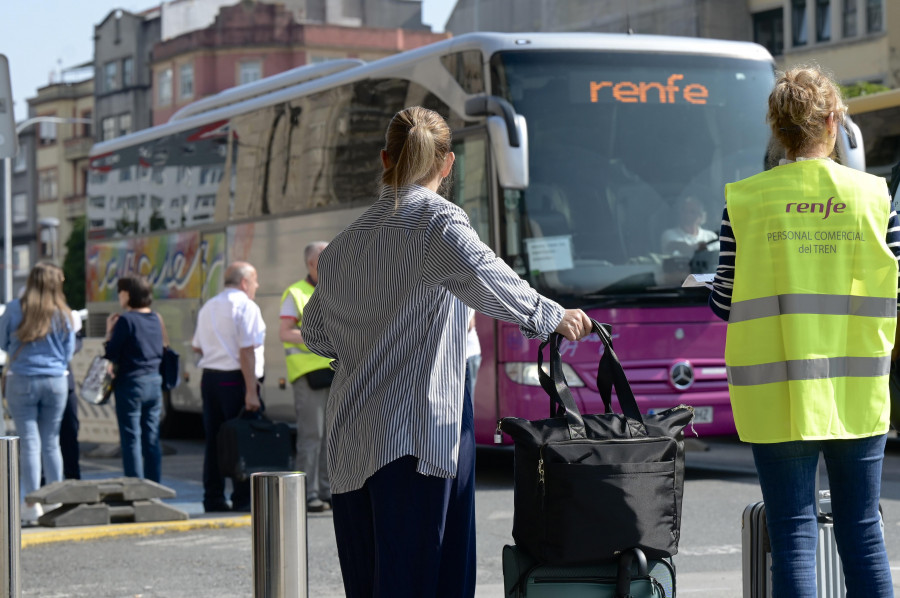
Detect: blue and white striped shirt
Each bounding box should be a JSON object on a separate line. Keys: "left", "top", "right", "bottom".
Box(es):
{"left": 302, "top": 185, "right": 565, "bottom": 493}
{"left": 710, "top": 158, "right": 900, "bottom": 320}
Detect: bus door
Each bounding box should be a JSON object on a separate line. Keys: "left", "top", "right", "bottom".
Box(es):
{"left": 448, "top": 129, "right": 499, "bottom": 438}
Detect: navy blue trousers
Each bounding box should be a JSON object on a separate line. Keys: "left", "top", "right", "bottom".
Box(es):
{"left": 201, "top": 369, "right": 251, "bottom": 510}
{"left": 331, "top": 370, "right": 476, "bottom": 598}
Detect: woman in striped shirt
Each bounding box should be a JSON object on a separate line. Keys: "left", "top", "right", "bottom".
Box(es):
{"left": 302, "top": 106, "right": 590, "bottom": 598}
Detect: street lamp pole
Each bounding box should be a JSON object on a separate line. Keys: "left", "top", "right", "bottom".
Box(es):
{"left": 3, "top": 116, "right": 92, "bottom": 302}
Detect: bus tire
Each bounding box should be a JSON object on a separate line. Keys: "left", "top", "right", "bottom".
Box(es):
{"left": 160, "top": 390, "right": 203, "bottom": 439}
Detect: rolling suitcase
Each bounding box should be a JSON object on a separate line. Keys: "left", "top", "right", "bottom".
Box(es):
{"left": 741, "top": 489, "right": 881, "bottom": 598}
{"left": 502, "top": 545, "right": 675, "bottom": 598}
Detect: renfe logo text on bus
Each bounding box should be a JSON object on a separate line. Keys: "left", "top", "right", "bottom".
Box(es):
{"left": 589, "top": 74, "right": 708, "bottom": 105}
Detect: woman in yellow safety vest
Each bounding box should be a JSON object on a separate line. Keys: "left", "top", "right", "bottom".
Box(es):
{"left": 710, "top": 66, "right": 896, "bottom": 597}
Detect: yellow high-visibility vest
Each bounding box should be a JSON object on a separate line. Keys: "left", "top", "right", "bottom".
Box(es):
{"left": 724, "top": 158, "right": 895, "bottom": 442}
{"left": 281, "top": 279, "right": 332, "bottom": 384}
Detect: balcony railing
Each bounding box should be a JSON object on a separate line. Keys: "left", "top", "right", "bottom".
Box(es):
{"left": 64, "top": 136, "right": 93, "bottom": 161}
{"left": 63, "top": 194, "right": 86, "bottom": 219}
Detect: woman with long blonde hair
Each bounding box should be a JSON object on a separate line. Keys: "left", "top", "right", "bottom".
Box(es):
{"left": 0, "top": 262, "right": 76, "bottom": 526}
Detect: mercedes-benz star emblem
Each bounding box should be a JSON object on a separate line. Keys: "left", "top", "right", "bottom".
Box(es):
{"left": 669, "top": 361, "right": 694, "bottom": 390}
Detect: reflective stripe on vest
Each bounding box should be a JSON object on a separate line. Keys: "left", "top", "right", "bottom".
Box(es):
{"left": 281, "top": 279, "right": 332, "bottom": 383}
{"left": 729, "top": 294, "right": 896, "bottom": 323}
{"left": 728, "top": 355, "right": 890, "bottom": 386}
{"left": 724, "top": 159, "right": 895, "bottom": 442}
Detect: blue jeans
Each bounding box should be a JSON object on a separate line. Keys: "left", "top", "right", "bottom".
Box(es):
{"left": 751, "top": 436, "right": 893, "bottom": 598}
{"left": 113, "top": 372, "right": 162, "bottom": 482}
{"left": 5, "top": 374, "right": 68, "bottom": 501}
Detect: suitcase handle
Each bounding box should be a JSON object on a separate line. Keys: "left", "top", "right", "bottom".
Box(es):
{"left": 616, "top": 548, "right": 650, "bottom": 598}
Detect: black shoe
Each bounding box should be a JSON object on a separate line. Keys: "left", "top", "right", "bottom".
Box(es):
{"left": 204, "top": 500, "right": 231, "bottom": 513}
{"left": 231, "top": 502, "right": 251, "bottom": 513}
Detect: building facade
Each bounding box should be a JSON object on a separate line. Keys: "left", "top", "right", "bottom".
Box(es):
{"left": 748, "top": 0, "right": 897, "bottom": 87}
{"left": 150, "top": 1, "right": 447, "bottom": 124}
{"left": 93, "top": 7, "right": 163, "bottom": 143}
{"left": 445, "top": 0, "right": 895, "bottom": 88}
{"left": 444, "top": 0, "right": 751, "bottom": 40}
{"left": 27, "top": 77, "right": 95, "bottom": 268}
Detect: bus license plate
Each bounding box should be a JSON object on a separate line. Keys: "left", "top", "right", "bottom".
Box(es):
{"left": 692, "top": 406, "right": 713, "bottom": 424}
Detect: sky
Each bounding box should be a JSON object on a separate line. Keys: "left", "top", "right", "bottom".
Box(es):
{"left": 0, "top": 0, "right": 457, "bottom": 123}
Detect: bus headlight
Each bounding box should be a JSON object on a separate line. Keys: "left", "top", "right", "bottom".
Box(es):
{"left": 504, "top": 362, "right": 585, "bottom": 387}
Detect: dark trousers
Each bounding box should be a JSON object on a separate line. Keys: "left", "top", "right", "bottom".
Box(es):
{"left": 331, "top": 367, "right": 476, "bottom": 598}
{"left": 60, "top": 371, "right": 80, "bottom": 480}
{"left": 201, "top": 369, "right": 251, "bottom": 509}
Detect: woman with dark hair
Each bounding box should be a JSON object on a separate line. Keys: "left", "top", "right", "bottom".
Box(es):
{"left": 0, "top": 262, "right": 76, "bottom": 525}
{"left": 104, "top": 274, "right": 165, "bottom": 482}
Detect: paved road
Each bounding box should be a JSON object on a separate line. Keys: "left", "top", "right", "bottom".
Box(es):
{"left": 15, "top": 436, "right": 900, "bottom": 597}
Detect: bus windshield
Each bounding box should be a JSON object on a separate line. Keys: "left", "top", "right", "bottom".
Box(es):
{"left": 491, "top": 50, "right": 774, "bottom": 306}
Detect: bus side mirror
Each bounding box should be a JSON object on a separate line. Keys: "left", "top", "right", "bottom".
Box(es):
{"left": 837, "top": 115, "right": 865, "bottom": 172}
{"left": 465, "top": 95, "right": 529, "bottom": 190}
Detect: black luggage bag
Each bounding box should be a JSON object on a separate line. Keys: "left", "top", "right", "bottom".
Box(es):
{"left": 217, "top": 410, "right": 295, "bottom": 481}
{"left": 498, "top": 320, "right": 694, "bottom": 565}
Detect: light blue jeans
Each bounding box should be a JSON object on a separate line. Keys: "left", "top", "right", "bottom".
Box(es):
{"left": 5, "top": 373, "right": 68, "bottom": 501}
{"left": 751, "top": 435, "right": 893, "bottom": 598}
{"left": 113, "top": 372, "right": 162, "bottom": 482}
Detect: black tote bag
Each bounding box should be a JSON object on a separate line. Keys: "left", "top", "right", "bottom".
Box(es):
{"left": 499, "top": 319, "right": 695, "bottom": 566}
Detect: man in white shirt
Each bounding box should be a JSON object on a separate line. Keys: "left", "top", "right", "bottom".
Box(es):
{"left": 192, "top": 261, "right": 265, "bottom": 513}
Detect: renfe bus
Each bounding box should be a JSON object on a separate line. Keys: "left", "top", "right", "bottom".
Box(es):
{"left": 87, "top": 32, "right": 805, "bottom": 444}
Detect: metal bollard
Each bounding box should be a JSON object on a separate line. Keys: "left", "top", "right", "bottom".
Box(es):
{"left": 1, "top": 437, "right": 20, "bottom": 598}
{"left": 251, "top": 472, "right": 308, "bottom": 598}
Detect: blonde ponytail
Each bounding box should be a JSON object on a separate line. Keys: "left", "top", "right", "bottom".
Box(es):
{"left": 382, "top": 106, "right": 452, "bottom": 207}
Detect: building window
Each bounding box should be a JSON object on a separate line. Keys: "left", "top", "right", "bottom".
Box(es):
{"left": 118, "top": 113, "right": 132, "bottom": 137}
{"left": 158, "top": 67, "right": 173, "bottom": 106}
{"left": 843, "top": 0, "right": 857, "bottom": 36}
{"left": 13, "top": 245, "right": 30, "bottom": 277}
{"left": 816, "top": 0, "right": 831, "bottom": 41}
{"left": 239, "top": 61, "right": 262, "bottom": 85}
{"left": 12, "top": 193, "right": 27, "bottom": 224}
{"left": 13, "top": 147, "right": 26, "bottom": 172}
{"left": 792, "top": 0, "right": 808, "bottom": 46}
{"left": 866, "top": 0, "right": 883, "bottom": 33}
{"left": 104, "top": 61, "right": 118, "bottom": 92}
{"left": 753, "top": 8, "right": 784, "bottom": 56}
{"left": 38, "top": 169, "right": 58, "bottom": 202}
{"left": 179, "top": 63, "right": 194, "bottom": 100}
{"left": 39, "top": 119, "right": 57, "bottom": 146}
{"left": 81, "top": 110, "right": 92, "bottom": 138}
{"left": 39, "top": 227, "right": 57, "bottom": 260}
{"left": 101, "top": 116, "right": 116, "bottom": 141}
{"left": 123, "top": 57, "right": 134, "bottom": 87}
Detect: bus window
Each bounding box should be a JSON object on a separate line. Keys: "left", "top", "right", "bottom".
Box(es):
{"left": 490, "top": 50, "right": 773, "bottom": 300}
{"left": 451, "top": 134, "right": 491, "bottom": 244}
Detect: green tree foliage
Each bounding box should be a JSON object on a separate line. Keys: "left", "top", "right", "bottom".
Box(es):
{"left": 62, "top": 216, "right": 86, "bottom": 309}
{"left": 839, "top": 81, "right": 891, "bottom": 98}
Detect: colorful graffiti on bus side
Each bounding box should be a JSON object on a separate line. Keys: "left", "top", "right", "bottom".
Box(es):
{"left": 87, "top": 231, "right": 225, "bottom": 302}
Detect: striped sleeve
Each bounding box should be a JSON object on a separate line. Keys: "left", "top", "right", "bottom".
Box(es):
{"left": 423, "top": 206, "right": 564, "bottom": 339}
{"left": 709, "top": 206, "right": 734, "bottom": 321}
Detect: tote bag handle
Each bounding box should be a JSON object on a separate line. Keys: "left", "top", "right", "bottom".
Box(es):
{"left": 537, "top": 318, "right": 644, "bottom": 433}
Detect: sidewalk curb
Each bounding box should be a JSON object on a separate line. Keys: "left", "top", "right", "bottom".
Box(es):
{"left": 21, "top": 515, "right": 251, "bottom": 548}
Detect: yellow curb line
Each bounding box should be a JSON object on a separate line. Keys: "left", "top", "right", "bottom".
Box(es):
{"left": 21, "top": 515, "right": 252, "bottom": 548}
